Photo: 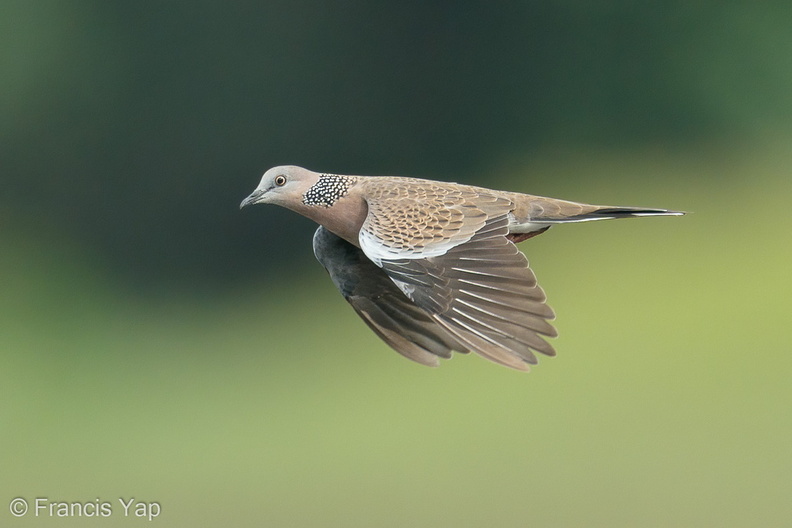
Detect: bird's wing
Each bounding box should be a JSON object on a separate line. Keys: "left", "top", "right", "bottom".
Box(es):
{"left": 312, "top": 226, "right": 470, "bottom": 367}
{"left": 359, "top": 181, "right": 557, "bottom": 371}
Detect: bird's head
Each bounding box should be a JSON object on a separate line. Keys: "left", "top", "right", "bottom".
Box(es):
{"left": 240, "top": 165, "right": 321, "bottom": 209}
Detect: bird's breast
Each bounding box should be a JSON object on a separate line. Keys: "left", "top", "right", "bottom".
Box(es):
{"left": 296, "top": 194, "right": 369, "bottom": 248}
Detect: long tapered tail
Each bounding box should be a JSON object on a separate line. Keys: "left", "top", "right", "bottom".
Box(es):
{"left": 544, "top": 206, "right": 685, "bottom": 223}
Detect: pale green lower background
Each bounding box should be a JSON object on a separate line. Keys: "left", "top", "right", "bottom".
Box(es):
{"left": 2, "top": 142, "right": 790, "bottom": 527}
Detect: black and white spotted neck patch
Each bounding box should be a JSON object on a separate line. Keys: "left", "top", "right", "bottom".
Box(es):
{"left": 302, "top": 174, "right": 357, "bottom": 207}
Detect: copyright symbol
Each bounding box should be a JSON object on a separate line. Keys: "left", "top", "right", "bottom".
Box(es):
{"left": 9, "top": 497, "right": 28, "bottom": 517}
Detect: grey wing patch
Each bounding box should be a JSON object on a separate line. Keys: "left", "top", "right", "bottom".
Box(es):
{"left": 312, "top": 227, "right": 469, "bottom": 367}
{"left": 378, "top": 215, "right": 557, "bottom": 371}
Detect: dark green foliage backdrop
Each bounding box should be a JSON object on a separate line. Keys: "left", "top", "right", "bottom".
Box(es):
{"left": 4, "top": 2, "right": 790, "bottom": 287}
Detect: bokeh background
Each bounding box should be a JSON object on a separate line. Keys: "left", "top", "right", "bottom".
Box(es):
{"left": 3, "top": 2, "right": 791, "bottom": 526}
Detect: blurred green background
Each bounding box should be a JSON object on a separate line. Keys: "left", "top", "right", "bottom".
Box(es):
{"left": 2, "top": 2, "right": 791, "bottom": 526}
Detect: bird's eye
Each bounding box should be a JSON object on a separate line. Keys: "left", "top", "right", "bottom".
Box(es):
{"left": 274, "top": 175, "right": 287, "bottom": 186}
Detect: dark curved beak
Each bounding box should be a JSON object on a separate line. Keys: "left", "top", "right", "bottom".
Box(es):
{"left": 240, "top": 189, "right": 265, "bottom": 210}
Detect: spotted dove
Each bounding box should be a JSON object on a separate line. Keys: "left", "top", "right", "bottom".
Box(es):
{"left": 241, "top": 166, "right": 683, "bottom": 371}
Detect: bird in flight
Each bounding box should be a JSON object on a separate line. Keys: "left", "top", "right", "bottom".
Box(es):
{"left": 241, "top": 166, "right": 683, "bottom": 371}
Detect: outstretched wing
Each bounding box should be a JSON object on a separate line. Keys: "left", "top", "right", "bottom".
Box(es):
{"left": 313, "top": 226, "right": 470, "bottom": 367}
{"left": 359, "top": 180, "right": 557, "bottom": 371}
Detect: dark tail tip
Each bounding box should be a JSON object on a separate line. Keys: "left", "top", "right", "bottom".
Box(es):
{"left": 592, "top": 207, "right": 686, "bottom": 218}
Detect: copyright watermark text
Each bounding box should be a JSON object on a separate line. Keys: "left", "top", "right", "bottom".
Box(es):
{"left": 9, "top": 497, "right": 160, "bottom": 521}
